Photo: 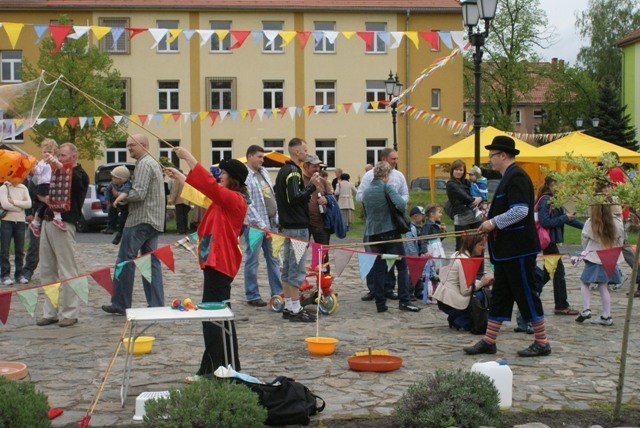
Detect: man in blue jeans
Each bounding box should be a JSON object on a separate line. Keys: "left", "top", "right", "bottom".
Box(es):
{"left": 102, "top": 134, "right": 165, "bottom": 315}
{"left": 243, "top": 145, "right": 283, "bottom": 307}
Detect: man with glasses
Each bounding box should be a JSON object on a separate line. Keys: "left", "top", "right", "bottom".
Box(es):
{"left": 464, "top": 136, "right": 551, "bottom": 357}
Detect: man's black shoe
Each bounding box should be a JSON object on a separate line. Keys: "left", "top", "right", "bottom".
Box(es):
{"left": 377, "top": 305, "right": 388, "bottom": 313}
{"left": 101, "top": 228, "right": 116, "bottom": 235}
{"left": 289, "top": 308, "right": 316, "bottom": 323}
{"left": 385, "top": 292, "right": 399, "bottom": 300}
{"left": 517, "top": 341, "right": 551, "bottom": 357}
{"left": 112, "top": 232, "right": 122, "bottom": 245}
{"left": 463, "top": 340, "right": 497, "bottom": 355}
{"left": 101, "top": 304, "right": 125, "bottom": 315}
{"left": 399, "top": 303, "right": 421, "bottom": 312}
{"left": 361, "top": 292, "right": 375, "bottom": 301}
{"left": 247, "top": 299, "right": 267, "bottom": 307}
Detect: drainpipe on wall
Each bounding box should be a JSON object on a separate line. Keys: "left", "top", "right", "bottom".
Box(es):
{"left": 405, "top": 9, "right": 411, "bottom": 180}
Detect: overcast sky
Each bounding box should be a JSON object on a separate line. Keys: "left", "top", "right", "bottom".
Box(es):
{"left": 532, "top": 0, "right": 590, "bottom": 64}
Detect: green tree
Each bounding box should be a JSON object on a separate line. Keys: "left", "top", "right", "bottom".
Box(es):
{"left": 23, "top": 15, "right": 126, "bottom": 160}
{"left": 576, "top": 0, "right": 640, "bottom": 88}
{"left": 587, "top": 80, "right": 638, "bottom": 151}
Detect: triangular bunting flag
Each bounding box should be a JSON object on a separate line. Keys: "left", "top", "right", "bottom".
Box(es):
{"left": 543, "top": 255, "right": 562, "bottom": 282}
{"left": 154, "top": 245, "right": 175, "bottom": 272}
{"left": 58, "top": 118, "right": 68, "bottom": 128}
{"left": 357, "top": 253, "right": 377, "bottom": 281}
{"left": 102, "top": 116, "right": 112, "bottom": 129}
{"left": 356, "top": 31, "right": 374, "bottom": 51}
{"left": 183, "top": 29, "right": 196, "bottom": 41}
{"left": 342, "top": 31, "right": 355, "bottom": 39}
{"left": 438, "top": 31, "right": 453, "bottom": 49}
{"left": 280, "top": 31, "right": 297, "bottom": 47}
{"left": 263, "top": 30, "right": 279, "bottom": 48}
{"left": 389, "top": 31, "right": 404, "bottom": 49}
{"left": 333, "top": 249, "right": 354, "bottom": 278}
{"left": 291, "top": 239, "right": 308, "bottom": 264}
{"left": 248, "top": 228, "right": 264, "bottom": 252}
{"left": 0, "top": 292, "right": 11, "bottom": 324}
{"left": 596, "top": 247, "right": 623, "bottom": 279}
{"left": 271, "top": 234, "right": 285, "bottom": 257}
{"left": 310, "top": 243, "right": 328, "bottom": 269}
{"left": 450, "top": 31, "right": 467, "bottom": 50}
{"left": 419, "top": 31, "right": 439, "bottom": 50}
{"left": 49, "top": 24, "right": 73, "bottom": 53}
{"left": 67, "top": 117, "right": 79, "bottom": 128}
{"left": 197, "top": 30, "right": 215, "bottom": 46}
{"left": 167, "top": 29, "right": 182, "bottom": 44}
{"left": 67, "top": 277, "right": 89, "bottom": 304}
{"left": 16, "top": 288, "right": 38, "bottom": 317}
{"left": 381, "top": 253, "right": 400, "bottom": 271}
{"left": 230, "top": 30, "right": 251, "bottom": 49}
{"left": 134, "top": 255, "right": 153, "bottom": 283}
{"left": 68, "top": 25, "right": 90, "bottom": 40}
{"left": 114, "top": 261, "right": 128, "bottom": 281}
{"left": 43, "top": 283, "right": 61, "bottom": 309}
{"left": 110, "top": 27, "right": 125, "bottom": 50}
{"left": 208, "top": 111, "right": 219, "bottom": 126}
{"left": 148, "top": 28, "right": 168, "bottom": 49}
{"left": 406, "top": 256, "right": 429, "bottom": 286}
{"left": 460, "top": 257, "right": 483, "bottom": 288}
{"left": 34, "top": 24, "right": 48, "bottom": 44}
{"left": 126, "top": 27, "right": 147, "bottom": 40}
{"left": 405, "top": 31, "right": 420, "bottom": 49}
{"left": 90, "top": 25, "right": 111, "bottom": 41}
{"left": 297, "top": 31, "right": 311, "bottom": 49}
{"left": 3, "top": 22, "right": 24, "bottom": 49}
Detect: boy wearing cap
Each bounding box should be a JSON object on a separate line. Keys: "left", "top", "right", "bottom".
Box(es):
{"left": 404, "top": 206, "right": 425, "bottom": 300}
{"left": 104, "top": 165, "right": 132, "bottom": 245}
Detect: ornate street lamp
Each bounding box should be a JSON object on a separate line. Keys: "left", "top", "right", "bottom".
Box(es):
{"left": 385, "top": 71, "right": 403, "bottom": 152}
{"left": 461, "top": 0, "right": 498, "bottom": 166}
{"left": 576, "top": 117, "right": 600, "bottom": 128}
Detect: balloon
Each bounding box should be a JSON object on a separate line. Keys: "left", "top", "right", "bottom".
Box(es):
{"left": 0, "top": 149, "right": 36, "bottom": 184}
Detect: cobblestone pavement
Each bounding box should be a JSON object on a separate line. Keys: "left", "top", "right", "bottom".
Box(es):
{"left": 1, "top": 235, "right": 639, "bottom": 426}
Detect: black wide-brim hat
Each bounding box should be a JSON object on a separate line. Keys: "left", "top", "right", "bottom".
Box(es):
{"left": 484, "top": 135, "right": 520, "bottom": 155}
{"left": 219, "top": 158, "right": 248, "bottom": 183}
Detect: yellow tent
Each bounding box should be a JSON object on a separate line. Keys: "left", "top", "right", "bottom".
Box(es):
{"left": 536, "top": 132, "right": 640, "bottom": 170}
{"left": 427, "top": 126, "right": 553, "bottom": 202}
{"left": 221, "top": 151, "right": 290, "bottom": 168}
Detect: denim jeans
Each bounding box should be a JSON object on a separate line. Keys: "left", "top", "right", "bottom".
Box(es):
{"left": 243, "top": 226, "right": 283, "bottom": 302}
{"left": 107, "top": 204, "right": 129, "bottom": 234}
{"left": 22, "top": 225, "right": 39, "bottom": 280}
{"left": 111, "top": 223, "right": 164, "bottom": 310}
{"left": 0, "top": 220, "right": 25, "bottom": 280}
{"left": 369, "top": 238, "right": 412, "bottom": 308}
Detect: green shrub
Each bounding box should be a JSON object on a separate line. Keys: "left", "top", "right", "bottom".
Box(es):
{"left": 0, "top": 376, "right": 51, "bottom": 428}
{"left": 394, "top": 369, "right": 502, "bottom": 428}
{"left": 143, "top": 379, "right": 267, "bottom": 428}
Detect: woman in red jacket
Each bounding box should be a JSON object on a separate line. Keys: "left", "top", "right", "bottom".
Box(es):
{"left": 167, "top": 147, "right": 249, "bottom": 380}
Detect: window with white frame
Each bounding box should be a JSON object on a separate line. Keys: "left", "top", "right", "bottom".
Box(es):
{"left": 264, "top": 139, "right": 284, "bottom": 154}
{"left": 207, "top": 78, "right": 235, "bottom": 110}
{"left": 210, "top": 21, "right": 231, "bottom": 52}
{"left": 315, "top": 81, "right": 336, "bottom": 111}
{"left": 211, "top": 140, "right": 232, "bottom": 165}
{"left": 515, "top": 110, "right": 522, "bottom": 124}
{"left": 100, "top": 18, "right": 129, "bottom": 54}
{"left": 263, "top": 81, "right": 284, "bottom": 109}
{"left": 159, "top": 140, "right": 180, "bottom": 168}
{"left": 157, "top": 20, "right": 179, "bottom": 53}
{"left": 1, "top": 51, "right": 22, "bottom": 82}
{"left": 431, "top": 88, "right": 441, "bottom": 110}
{"left": 120, "top": 78, "right": 131, "bottom": 113}
{"left": 366, "top": 81, "right": 386, "bottom": 111}
{"left": 262, "top": 21, "right": 284, "bottom": 53}
{"left": 366, "top": 139, "right": 386, "bottom": 165}
{"left": 315, "top": 139, "right": 336, "bottom": 168}
{"left": 106, "top": 141, "right": 127, "bottom": 163}
{"left": 0, "top": 112, "right": 24, "bottom": 142}
{"left": 365, "top": 22, "right": 387, "bottom": 53}
{"left": 314, "top": 21, "right": 336, "bottom": 53}
{"left": 158, "top": 81, "right": 179, "bottom": 111}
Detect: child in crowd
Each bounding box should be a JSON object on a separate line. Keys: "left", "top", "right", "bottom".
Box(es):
{"left": 468, "top": 165, "right": 488, "bottom": 219}
{"left": 104, "top": 166, "right": 132, "bottom": 245}
{"left": 28, "top": 139, "right": 65, "bottom": 237}
{"left": 421, "top": 203, "right": 446, "bottom": 303}
{"left": 405, "top": 206, "right": 425, "bottom": 300}
{"left": 576, "top": 201, "right": 624, "bottom": 326}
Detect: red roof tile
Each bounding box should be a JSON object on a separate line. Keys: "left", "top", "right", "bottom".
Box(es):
{"left": 615, "top": 28, "right": 640, "bottom": 47}
{"left": 2, "top": 0, "right": 461, "bottom": 11}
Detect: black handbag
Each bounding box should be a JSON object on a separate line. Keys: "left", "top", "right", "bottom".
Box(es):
{"left": 384, "top": 189, "right": 410, "bottom": 234}
{"left": 468, "top": 285, "right": 491, "bottom": 335}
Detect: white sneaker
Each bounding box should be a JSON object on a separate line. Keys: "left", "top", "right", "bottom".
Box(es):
{"left": 18, "top": 277, "right": 29, "bottom": 284}
{"left": 2, "top": 278, "right": 13, "bottom": 286}
{"left": 183, "top": 374, "right": 201, "bottom": 383}
{"left": 591, "top": 316, "right": 613, "bottom": 326}
{"left": 575, "top": 309, "right": 591, "bottom": 323}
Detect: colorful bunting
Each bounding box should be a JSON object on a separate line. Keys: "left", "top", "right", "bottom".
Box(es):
{"left": 16, "top": 289, "right": 38, "bottom": 317}
{"left": 0, "top": 292, "right": 11, "bottom": 325}
{"left": 134, "top": 255, "right": 152, "bottom": 283}
{"left": 271, "top": 234, "right": 285, "bottom": 258}
{"left": 90, "top": 268, "right": 114, "bottom": 296}
{"left": 333, "top": 249, "right": 354, "bottom": 277}
{"left": 543, "top": 255, "right": 562, "bottom": 282}
{"left": 460, "top": 257, "right": 483, "bottom": 288}
{"left": 596, "top": 247, "right": 623, "bottom": 279}
{"left": 43, "top": 283, "right": 61, "bottom": 309}
{"left": 114, "top": 261, "right": 128, "bottom": 281}
{"left": 248, "top": 228, "right": 265, "bottom": 252}
{"left": 154, "top": 245, "right": 175, "bottom": 272}
{"left": 357, "top": 253, "right": 377, "bottom": 281}
{"left": 311, "top": 243, "right": 328, "bottom": 269}
{"left": 381, "top": 254, "right": 400, "bottom": 271}
{"left": 406, "top": 256, "right": 429, "bottom": 286}
{"left": 67, "top": 277, "right": 89, "bottom": 304}
{"left": 291, "top": 239, "right": 308, "bottom": 264}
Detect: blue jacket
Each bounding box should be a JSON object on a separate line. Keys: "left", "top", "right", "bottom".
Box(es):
{"left": 323, "top": 194, "right": 346, "bottom": 239}
{"left": 363, "top": 178, "right": 406, "bottom": 237}
{"left": 537, "top": 194, "right": 584, "bottom": 244}
{"left": 404, "top": 223, "right": 421, "bottom": 256}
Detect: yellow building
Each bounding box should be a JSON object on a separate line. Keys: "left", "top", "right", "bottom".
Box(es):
{"left": 0, "top": 1, "right": 463, "bottom": 183}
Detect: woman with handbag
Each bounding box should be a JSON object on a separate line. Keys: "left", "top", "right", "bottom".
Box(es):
{"left": 0, "top": 181, "right": 32, "bottom": 285}
{"left": 362, "top": 161, "right": 420, "bottom": 314}
{"left": 445, "top": 159, "right": 482, "bottom": 251}
{"left": 433, "top": 234, "right": 493, "bottom": 331}
{"left": 536, "top": 175, "right": 583, "bottom": 315}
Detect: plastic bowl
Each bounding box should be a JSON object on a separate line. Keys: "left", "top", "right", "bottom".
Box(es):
{"left": 305, "top": 337, "right": 339, "bottom": 356}
{"left": 0, "top": 362, "right": 28, "bottom": 380}
{"left": 347, "top": 355, "right": 403, "bottom": 372}
{"left": 123, "top": 336, "right": 155, "bottom": 355}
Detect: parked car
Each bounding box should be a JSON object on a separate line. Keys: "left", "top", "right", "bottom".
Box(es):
{"left": 76, "top": 184, "right": 108, "bottom": 233}
{"left": 409, "top": 177, "right": 447, "bottom": 191}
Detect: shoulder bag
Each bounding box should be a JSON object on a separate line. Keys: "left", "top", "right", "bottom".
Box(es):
{"left": 533, "top": 197, "right": 551, "bottom": 250}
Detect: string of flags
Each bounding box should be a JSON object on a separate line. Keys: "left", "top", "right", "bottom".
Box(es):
{"left": 0, "top": 21, "right": 467, "bottom": 53}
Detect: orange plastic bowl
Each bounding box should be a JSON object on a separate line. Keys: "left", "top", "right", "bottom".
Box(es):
{"left": 347, "top": 355, "right": 403, "bottom": 372}
{"left": 305, "top": 337, "right": 339, "bottom": 356}
{"left": 0, "top": 362, "right": 28, "bottom": 381}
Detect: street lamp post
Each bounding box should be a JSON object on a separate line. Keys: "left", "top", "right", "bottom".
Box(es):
{"left": 461, "top": 0, "right": 498, "bottom": 166}
{"left": 576, "top": 116, "right": 600, "bottom": 129}
{"left": 384, "top": 71, "right": 403, "bottom": 152}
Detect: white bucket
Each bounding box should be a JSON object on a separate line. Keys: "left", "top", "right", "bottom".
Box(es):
{"left": 471, "top": 361, "right": 513, "bottom": 409}
{"left": 133, "top": 391, "right": 170, "bottom": 420}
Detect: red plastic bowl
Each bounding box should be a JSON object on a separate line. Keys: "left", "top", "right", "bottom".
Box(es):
{"left": 347, "top": 355, "right": 403, "bottom": 372}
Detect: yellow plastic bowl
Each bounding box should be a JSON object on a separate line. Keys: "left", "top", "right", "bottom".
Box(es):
{"left": 305, "top": 337, "right": 339, "bottom": 356}
{"left": 123, "top": 336, "right": 155, "bottom": 355}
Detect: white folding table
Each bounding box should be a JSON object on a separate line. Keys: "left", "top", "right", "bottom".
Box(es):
{"left": 121, "top": 306, "right": 236, "bottom": 406}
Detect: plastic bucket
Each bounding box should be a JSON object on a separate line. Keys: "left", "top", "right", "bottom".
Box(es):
{"left": 123, "top": 336, "right": 155, "bottom": 355}
{"left": 305, "top": 337, "right": 338, "bottom": 356}
{"left": 471, "top": 361, "right": 512, "bottom": 409}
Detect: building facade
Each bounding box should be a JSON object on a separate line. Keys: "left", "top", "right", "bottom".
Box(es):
{"left": 616, "top": 28, "right": 640, "bottom": 144}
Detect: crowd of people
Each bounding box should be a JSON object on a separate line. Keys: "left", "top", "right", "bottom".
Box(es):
{"left": 2, "top": 133, "right": 638, "bottom": 377}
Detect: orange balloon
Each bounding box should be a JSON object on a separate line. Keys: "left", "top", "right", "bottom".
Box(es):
{"left": 0, "top": 149, "right": 36, "bottom": 184}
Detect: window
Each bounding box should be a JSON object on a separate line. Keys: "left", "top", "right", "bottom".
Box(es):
{"left": 211, "top": 140, "right": 232, "bottom": 165}
{"left": 365, "top": 22, "right": 387, "bottom": 53}
{"left": 0, "top": 112, "right": 24, "bottom": 142}
{"left": 207, "top": 78, "right": 235, "bottom": 110}
{"left": 264, "top": 139, "right": 284, "bottom": 154}
{"left": 158, "top": 81, "right": 179, "bottom": 111}
{"left": 315, "top": 139, "right": 336, "bottom": 168}
{"left": 262, "top": 21, "right": 284, "bottom": 53}
{"left": 159, "top": 140, "right": 180, "bottom": 168}
{"left": 431, "top": 146, "right": 441, "bottom": 155}
{"left": 515, "top": 110, "right": 522, "bottom": 124}
{"left": 1, "top": 51, "right": 21, "bottom": 82}
{"left": 431, "top": 89, "right": 441, "bottom": 110}
{"left": 157, "top": 20, "right": 179, "bottom": 53}
{"left": 120, "top": 78, "right": 131, "bottom": 113}
{"left": 106, "top": 141, "right": 127, "bottom": 163}
{"left": 533, "top": 109, "right": 544, "bottom": 118}
{"left": 366, "top": 81, "right": 386, "bottom": 111}
{"left": 263, "top": 81, "right": 284, "bottom": 109}
{"left": 315, "top": 81, "right": 336, "bottom": 111}
{"left": 210, "top": 21, "right": 231, "bottom": 52}
{"left": 314, "top": 21, "right": 336, "bottom": 53}
{"left": 463, "top": 110, "right": 472, "bottom": 122}
{"left": 100, "top": 18, "right": 129, "bottom": 54}
{"left": 366, "top": 139, "right": 386, "bottom": 165}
